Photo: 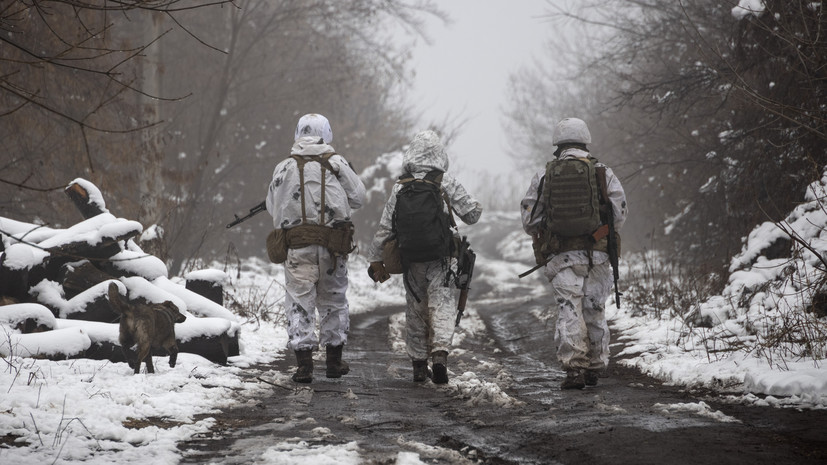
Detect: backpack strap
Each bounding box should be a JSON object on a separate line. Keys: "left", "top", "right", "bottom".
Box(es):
{"left": 528, "top": 173, "right": 546, "bottom": 225}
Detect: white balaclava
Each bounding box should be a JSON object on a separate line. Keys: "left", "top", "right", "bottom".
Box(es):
{"left": 553, "top": 117, "right": 591, "bottom": 146}
{"left": 295, "top": 114, "right": 333, "bottom": 144}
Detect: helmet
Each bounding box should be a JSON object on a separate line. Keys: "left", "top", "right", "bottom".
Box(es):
{"left": 553, "top": 118, "right": 591, "bottom": 146}
{"left": 295, "top": 114, "right": 333, "bottom": 144}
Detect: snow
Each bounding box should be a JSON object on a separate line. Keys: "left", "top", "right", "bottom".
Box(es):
{"left": 0, "top": 303, "right": 57, "bottom": 329}
{"left": 69, "top": 178, "right": 108, "bottom": 213}
{"left": 611, "top": 170, "right": 827, "bottom": 408}
{"left": 1, "top": 326, "right": 91, "bottom": 358}
{"left": 184, "top": 268, "right": 229, "bottom": 285}
{"left": 732, "top": 0, "right": 766, "bottom": 19}
{"left": 109, "top": 240, "right": 169, "bottom": 280}
{"left": 153, "top": 276, "right": 239, "bottom": 323}
{"left": 2, "top": 242, "right": 49, "bottom": 270}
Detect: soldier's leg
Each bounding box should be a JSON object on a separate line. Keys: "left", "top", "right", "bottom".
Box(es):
{"left": 284, "top": 247, "right": 320, "bottom": 352}
{"left": 550, "top": 265, "right": 590, "bottom": 372}
{"left": 426, "top": 261, "right": 456, "bottom": 385}
{"left": 317, "top": 249, "right": 350, "bottom": 348}
{"left": 317, "top": 249, "right": 351, "bottom": 378}
{"left": 404, "top": 263, "right": 431, "bottom": 364}
{"left": 583, "top": 263, "right": 612, "bottom": 382}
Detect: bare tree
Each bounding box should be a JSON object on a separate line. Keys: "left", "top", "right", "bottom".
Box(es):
{"left": 505, "top": 0, "right": 826, "bottom": 282}
{"left": 0, "top": 1, "right": 230, "bottom": 231}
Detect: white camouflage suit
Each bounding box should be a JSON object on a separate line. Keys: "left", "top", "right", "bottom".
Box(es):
{"left": 520, "top": 147, "right": 627, "bottom": 373}
{"left": 266, "top": 114, "right": 366, "bottom": 352}
{"left": 368, "top": 130, "right": 483, "bottom": 362}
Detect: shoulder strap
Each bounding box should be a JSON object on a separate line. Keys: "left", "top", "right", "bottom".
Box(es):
{"left": 291, "top": 154, "right": 336, "bottom": 225}
{"left": 595, "top": 165, "right": 610, "bottom": 226}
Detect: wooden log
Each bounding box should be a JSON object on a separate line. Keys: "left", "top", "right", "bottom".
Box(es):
{"left": 0, "top": 253, "right": 29, "bottom": 302}
{"left": 79, "top": 335, "right": 237, "bottom": 367}
{"left": 0, "top": 302, "right": 56, "bottom": 333}
{"left": 185, "top": 278, "right": 224, "bottom": 306}
{"left": 59, "top": 261, "right": 115, "bottom": 299}
{"left": 64, "top": 180, "right": 106, "bottom": 220}
{"left": 177, "top": 333, "right": 233, "bottom": 365}
{"left": 42, "top": 228, "right": 140, "bottom": 282}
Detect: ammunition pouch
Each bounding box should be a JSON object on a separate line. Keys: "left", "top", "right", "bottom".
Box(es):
{"left": 382, "top": 239, "right": 403, "bottom": 274}
{"left": 286, "top": 222, "right": 355, "bottom": 256}
{"left": 266, "top": 229, "right": 288, "bottom": 264}
{"left": 534, "top": 228, "right": 621, "bottom": 265}
{"left": 327, "top": 221, "right": 356, "bottom": 256}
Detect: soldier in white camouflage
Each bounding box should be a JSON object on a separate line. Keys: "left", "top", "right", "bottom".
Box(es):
{"left": 520, "top": 118, "right": 628, "bottom": 389}
{"left": 367, "top": 130, "right": 482, "bottom": 384}
{"left": 266, "top": 113, "right": 366, "bottom": 383}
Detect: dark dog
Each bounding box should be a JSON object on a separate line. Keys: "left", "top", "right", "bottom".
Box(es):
{"left": 107, "top": 282, "right": 186, "bottom": 374}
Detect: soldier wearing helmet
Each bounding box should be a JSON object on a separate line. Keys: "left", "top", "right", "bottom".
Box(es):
{"left": 520, "top": 118, "right": 628, "bottom": 389}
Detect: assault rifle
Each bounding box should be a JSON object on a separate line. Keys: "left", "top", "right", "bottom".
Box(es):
{"left": 455, "top": 236, "right": 476, "bottom": 327}
{"left": 596, "top": 167, "right": 622, "bottom": 307}
{"left": 227, "top": 200, "right": 266, "bottom": 228}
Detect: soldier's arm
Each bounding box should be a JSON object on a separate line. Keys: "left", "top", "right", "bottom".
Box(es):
{"left": 520, "top": 171, "right": 545, "bottom": 235}
{"left": 443, "top": 175, "right": 483, "bottom": 225}
{"left": 332, "top": 155, "right": 366, "bottom": 210}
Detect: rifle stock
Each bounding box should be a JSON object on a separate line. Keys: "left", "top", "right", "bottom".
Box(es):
{"left": 227, "top": 200, "right": 267, "bottom": 228}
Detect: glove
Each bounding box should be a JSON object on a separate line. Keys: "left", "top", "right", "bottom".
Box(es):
{"left": 368, "top": 261, "right": 390, "bottom": 283}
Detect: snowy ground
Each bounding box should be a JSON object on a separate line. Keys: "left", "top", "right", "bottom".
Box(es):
{"left": 3, "top": 203, "right": 827, "bottom": 463}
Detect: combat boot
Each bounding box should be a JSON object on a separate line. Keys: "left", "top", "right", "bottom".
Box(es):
{"left": 325, "top": 344, "right": 350, "bottom": 378}
{"left": 432, "top": 350, "right": 449, "bottom": 384}
{"left": 561, "top": 370, "right": 585, "bottom": 390}
{"left": 292, "top": 349, "right": 313, "bottom": 383}
{"left": 412, "top": 360, "right": 430, "bottom": 382}
{"left": 584, "top": 370, "right": 600, "bottom": 386}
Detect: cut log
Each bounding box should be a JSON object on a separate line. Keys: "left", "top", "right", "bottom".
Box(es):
{"left": 41, "top": 228, "right": 140, "bottom": 281}
{"left": 0, "top": 253, "right": 29, "bottom": 302}
{"left": 0, "top": 303, "right": 56, "bottom": 333}
{"left": 59, "top": 261, "right": 115, "bottom": 299}
{"left": 177, "top": 333, "right": 234, "bottom": 365}
{"left": 65, "top": 180, "right": 107, "bottom": 220}
{"left": 185, "top": 278, "right": 224, "bottom": 306}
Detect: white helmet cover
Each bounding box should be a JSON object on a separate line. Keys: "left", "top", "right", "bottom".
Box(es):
{"left": 553, "top": 117, "right": 591, "bottom": 146}
{"left": 295, "top": 113, "right": 333, "bottom": 144}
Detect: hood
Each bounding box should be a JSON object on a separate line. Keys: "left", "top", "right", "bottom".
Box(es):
{"left": 402, "top": 130, "right": 448, "bottom": 174}
{"left": 290, "top": 136, "right": 335, "bottom": 156}
{"left": 558, "top": 147, "right": 590, "bottom": 160}
{"left": 295, "top": 113, "right": 333, "bottom": 144}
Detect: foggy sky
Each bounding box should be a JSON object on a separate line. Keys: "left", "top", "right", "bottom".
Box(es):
{"left": 402, "top": 1, "right": 552, "bottom": 191}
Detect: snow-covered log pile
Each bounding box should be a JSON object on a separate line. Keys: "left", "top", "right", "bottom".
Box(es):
{"left": 0, "top": 178, "right": 240, "bottom": 367}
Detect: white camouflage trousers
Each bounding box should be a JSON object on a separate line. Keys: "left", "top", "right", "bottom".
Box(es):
{"left": 548, "top": 263, "right": 612, "bottom": 372}
{"left": 283, "top": 245, "right": 350, "bottom": 351}
{"left": 404, "top": 259, "right": 457, "bottom": 361}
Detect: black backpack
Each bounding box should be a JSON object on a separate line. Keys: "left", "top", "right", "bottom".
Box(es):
{"left": 393, "top": 170, "right": 454, "bottom": 263}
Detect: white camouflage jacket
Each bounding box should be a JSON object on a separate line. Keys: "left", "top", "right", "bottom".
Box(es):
{"left": 266, "top": 136, "right": 366, "bottom": 229}
{"left": 368, "top": 130, "right": 483, "bottom": 262}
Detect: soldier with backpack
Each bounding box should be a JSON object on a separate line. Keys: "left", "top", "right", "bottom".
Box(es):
{"left": 266, "top": 113, "right": 366, "bottom": 383}
{"left": 367, "top": 130, "right": 482, "bottom": 384}
{"left": 520, "top": 118, "right": 627, "bottom": 390}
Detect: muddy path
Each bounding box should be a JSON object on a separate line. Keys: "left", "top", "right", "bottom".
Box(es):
{"left": 179, "top": 296, "right": 827, "bottom": 464}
